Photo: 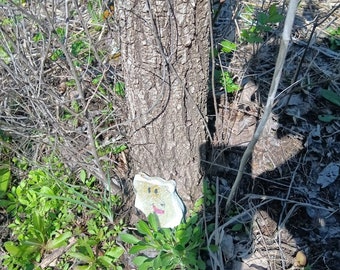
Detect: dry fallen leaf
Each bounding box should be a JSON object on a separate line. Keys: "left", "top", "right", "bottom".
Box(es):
{"left": 294, "top": 250, "right": 307, "bottom": 267}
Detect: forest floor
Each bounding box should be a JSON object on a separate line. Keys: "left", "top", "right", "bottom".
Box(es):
{"left": 207, "top": 1, "right": 340, "bottom": 269}
{"left": 0, "top": 0, "right": 339, "bottom": 269}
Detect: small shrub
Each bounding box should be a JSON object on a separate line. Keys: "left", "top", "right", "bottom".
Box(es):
{"left": 120, "top": 213, "right": 206, "bottom": 270}
{"left": 241, "top": 4, "right": 284, "bottom": 43}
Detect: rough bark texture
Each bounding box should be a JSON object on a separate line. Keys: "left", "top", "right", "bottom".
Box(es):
{"left": 117, "top": 0, "right": 209, "bottom": 210}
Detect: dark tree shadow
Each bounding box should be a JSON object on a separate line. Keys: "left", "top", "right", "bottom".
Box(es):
{"left": 201, "top": 37, "right": 340, "bottom": 269}
{"left": 201, "top": 101, "right": 339, "bottom": 269}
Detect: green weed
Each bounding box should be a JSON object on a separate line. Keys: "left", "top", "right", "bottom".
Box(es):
{"left": 120, "top": 213, "right": 206, "bottom": 270}
{"left": 220, "top": 40, "right": 237, "bottom": 53}
{"left": 114, "top": 81, "right": 125, "bottom": 97}
{"left": 326, "top": 26, "right": 340, "bottom": 51}
{"left": 0, "top": 164, "right": 11, "bottom": 198}
{"left": 241, "top": 4, "right": 284, "bottom": 43}
{"left": 1, "top": 157, "right": 124, "bottom": 269}
{"left": 217, "top": 70, "right": 240, "bottom": 94}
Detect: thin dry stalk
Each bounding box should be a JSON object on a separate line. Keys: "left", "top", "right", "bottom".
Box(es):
{"left": 224, "top": 0, "right": 300, "bottom": 213}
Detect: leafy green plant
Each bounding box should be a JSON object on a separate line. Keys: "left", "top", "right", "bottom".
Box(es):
{"left": 71, "top": 40, "right": 88, "bottom": 57}
{"left": 55, "top": 27, "right": 66, "bottom": 42}
{"left": 65, "top": 79, "right": 76, "bottom": 87}
{"left": 2, "top": 157, "right": 125, "bottom": 269}
{"left": 0, "top": 164, "right": 11, "bottom": 198}
{"left": 203, "top": 179, "right": 215, "bottom": 206}
{"left": 68, "top": 217, "right": 125, "bottom": 270}
{"left": 50, "top": 48, "right": 64, "bottom": 61}
{"left": 241, "top": 4, "right": 284, "bottom": 43}
{"left": 114, "top": 81, "right": 125, "bottom": 97}
{"left": 120, "top": 213, "right": 206, "bottom": 270}
{"left": 96, "top": 141, "right": 127, "bottom": 157}
{"left": 2, "top": 168, "right": 74, "bottom": 268}
{"left": 220, "top": 40, "right": 237, "bottom": 53}
{"left": 326, "top": 26, "right": 340, "bottom": 51}
{"left": 217, "top": 70, "right": 240, "bottom": 93}
{"left": 32, "top": 32, "right": 44, "bottom": 43}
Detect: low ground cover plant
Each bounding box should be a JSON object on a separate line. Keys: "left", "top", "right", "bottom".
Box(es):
{"left": 1, "top": 157, "right": 125, "bottom": 269}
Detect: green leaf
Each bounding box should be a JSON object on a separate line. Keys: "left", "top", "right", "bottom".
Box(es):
{"left": 74, "top": 265, "right": 96, "bottom": 270}
{"left": 46, "top": 231, "right": 72, "bottom": 250}
{"left": 0, "top": 164, "right": 11, "bottom": 195}
{"left": 197, "top": 258, "right": 206, "bottom": 269}
{"left": 112, "top": 144, "right": 127, "bottom": 154}
{"left": 129, "top": 243, "right": 151, "bottom": 254}
{"left": 175, "top": 227, "right": 192, "bottom": 246}
{"left": 71, "top": 40, "right": 87, "bottom": 56}
{"left": 209, "top": 244, "right": 219, "bottom": 252}
{"left": 0, "top": 46, "right": 11, "bottom": 64}
{"left": 40, "top": 186, "right": 55, "bottom": 196}
{"left": 219, "top": 71, "right": 240, "bottom": 93}
{"left": 97, "top": 255, "right": 114, "bottom": 267}
{"left": 320, "top": 89, "right": 340, "bottom": 107}
{"left": 32, "top": 212, "right": 45, "bottom": 237}
{"left": 106, "top": 246, "right": 124, "bottom": 259}
{"left": 154, "top": 253, "right": 172, "bottom": 269}
{"left": 136, "top": 220, "right": 153, "bottom": 236}
{"left": 174, "top": 244, "right": 185, "bottom": 252}
{"left": 132, "top": 256, "right": 149, "bottom": 266}
{"left": 33, "top": 32, "right": 44, "bottom": 42}
{"left": 257, "top": 12, "right": 268, "bottom": 25}
{"left": 231, "top": 223, "right": 243, "bottom": 232}
{"left": 318, "top": 114, "right": 340, "bottom": 122}
{"left": 119, "top": 233, "right": 140, "bottom": 244}
{"left": 139, "top": 261, "right": 154, "bottom": 270}
{"left": 162, "top": 227, "right": 172, "bottom": 240}
{"left": 50, "top": 49, "right": 63, "bottom": 61}
{"left": 4, "top": 241, "right": 21, "bottom": 256}
{"left": 79, "top": 170, "right": 87, "bottom": 183}
{"left": 148, "top": 213, "right": 160, "bottom": 231}
{"left": 220, "top": 40, "right": 237, "bottom": 53}
{"left": 114, "top": 81, "right": 125, "bottom": 97}
{"left": 268, "top": 5, "right": 284, "bottom": 23}
{"left": 268, "top": 14, "right": 284, "bottom": 23}
{"left": 68, "top": 252, "right": 93, "bottom": 263}
{"left": 5, "top": 241, "right": 40, "bottom": 257}
{"left": 268, "top": 4, "right": 278, "bottom": 16}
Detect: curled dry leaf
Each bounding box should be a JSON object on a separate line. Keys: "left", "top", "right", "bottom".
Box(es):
{"left": 294, "top": 250, "right": 307, "bottom": 267}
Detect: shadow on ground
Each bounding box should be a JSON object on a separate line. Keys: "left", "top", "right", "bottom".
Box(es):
{"left": 201, "top": 99, "right": 339, "bottom": 269}
{"left": 201, "top": 23, "right": 340, "bottom": 267}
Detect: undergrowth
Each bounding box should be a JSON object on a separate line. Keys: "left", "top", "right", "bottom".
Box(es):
{"left": 1, "top": 0, "right": 339, "bottom": 269}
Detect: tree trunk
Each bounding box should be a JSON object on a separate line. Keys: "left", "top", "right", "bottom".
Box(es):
{"left": 117, "top": 0, "right": 209, "bottom": 210}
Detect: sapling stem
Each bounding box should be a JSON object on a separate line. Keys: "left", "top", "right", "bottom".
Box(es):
{"left": 224, "top": 0, "right": 299, "bottom": 213}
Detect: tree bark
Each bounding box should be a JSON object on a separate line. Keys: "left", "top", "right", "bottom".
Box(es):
{"left": 117, "top": 0, "right": 209, "bottom": 210}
